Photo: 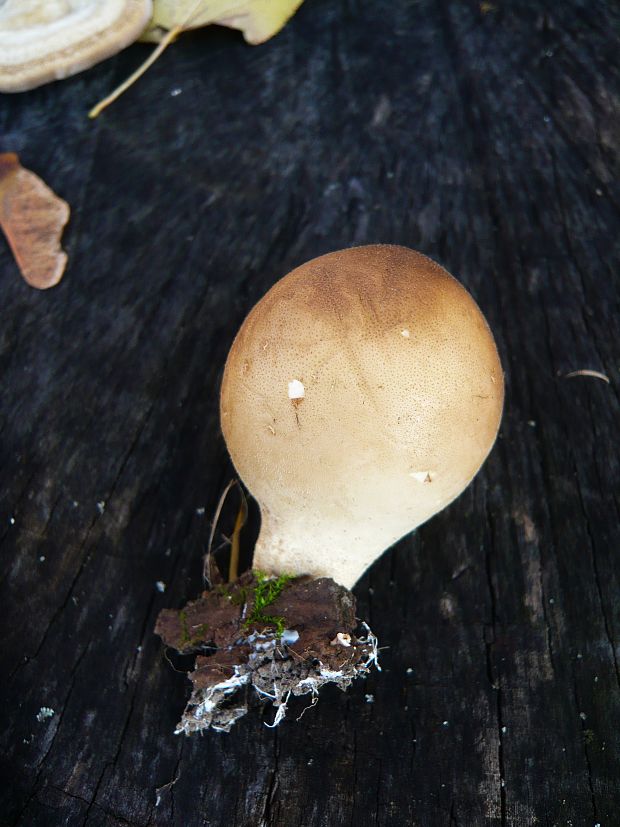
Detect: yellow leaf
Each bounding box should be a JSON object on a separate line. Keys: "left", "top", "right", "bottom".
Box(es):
{"left": 141, "top": 0, "right": 304, "bottom": 45}
{"left": 90, "top": 0, "right": 303, "bottom": 117}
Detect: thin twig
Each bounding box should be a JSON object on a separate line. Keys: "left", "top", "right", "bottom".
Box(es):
{"left": 204, "top": 478, "right": 237, "bottom": 588}
{"left": 228, "top": 491, "right": 248, "bottom": 583}
{"left": 564, "top": 369, "right": 610, "bottom": 384}
{"left": 155, "top": 768, "right": 181, "bottom": 807}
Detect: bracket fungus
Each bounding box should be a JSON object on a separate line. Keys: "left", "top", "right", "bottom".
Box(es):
{"left": 157, "top": 244, "right": 503, "bottom": 733}
{"left": 0, "top": 0, "right": 152, "bottom": 93}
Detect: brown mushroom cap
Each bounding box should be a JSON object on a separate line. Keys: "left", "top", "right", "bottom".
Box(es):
{"left": 0, "top": 0, "right": 152, "bottom": 93}
{"left": 221, "top": 245, "right": 504, "bottom": 588}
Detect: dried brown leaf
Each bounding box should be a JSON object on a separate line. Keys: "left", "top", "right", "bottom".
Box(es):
{"left": 0, "top": 153, "right": 70, "bottom": 289}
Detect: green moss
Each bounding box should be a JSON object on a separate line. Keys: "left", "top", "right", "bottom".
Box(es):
{"left": 179, "top": 609, "right": 190, "bottom": 645}
{"left": 230, "top": 586, "right": 247, "bottom": 607}
{"left": 178, "top": 610, "right": 208, "bottom": 648}
{"left": 243, "top": 571, "right": 292, "bottom": 636}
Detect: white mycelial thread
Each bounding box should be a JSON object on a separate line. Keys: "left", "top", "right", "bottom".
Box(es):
{"left": 288, "top": 379, "right": 305, "bottom": 399}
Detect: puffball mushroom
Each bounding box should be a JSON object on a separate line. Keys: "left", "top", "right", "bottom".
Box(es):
{"left": 0, "top": 0, "right": 152, "bottom": 93}
{"left": 221, "top": 244, "right": 504, "bottom": 589}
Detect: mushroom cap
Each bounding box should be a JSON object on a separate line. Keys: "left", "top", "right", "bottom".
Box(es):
{"left": 0, "top": 0, "right": 152, "bottom": 93}
{"left": 221, "top": 244, "right": 504, "bottom": 588}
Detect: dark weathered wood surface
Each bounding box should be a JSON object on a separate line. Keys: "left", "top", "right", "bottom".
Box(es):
{"left": 1, "top": 1, "right": 619, "bottom": 824}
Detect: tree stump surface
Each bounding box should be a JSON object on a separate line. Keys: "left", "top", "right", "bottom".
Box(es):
{"left": 1, "top": 1, "right": 619, "bottom": 824}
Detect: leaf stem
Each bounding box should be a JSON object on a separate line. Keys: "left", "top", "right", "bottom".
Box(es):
{"left": 88, "top": 0, "right": 207, "bottom": 118}
{"left": 88, "top": 24, "right": 183, "bottom": 118}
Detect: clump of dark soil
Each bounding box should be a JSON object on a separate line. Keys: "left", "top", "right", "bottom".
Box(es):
{"left": 155, "top": 572, "right": 380, "bottom": 733}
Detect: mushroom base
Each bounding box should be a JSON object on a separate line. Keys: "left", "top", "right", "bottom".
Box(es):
{"left": 155, "top": 572, "right": 380, "bottom": 733}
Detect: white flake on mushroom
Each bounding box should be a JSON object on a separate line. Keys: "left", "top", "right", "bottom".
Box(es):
{"left": 287, "top": 379, "right": 305, "bottom": 399}
{"left": 409, "top": 470, "right": 434, "bottom": 483}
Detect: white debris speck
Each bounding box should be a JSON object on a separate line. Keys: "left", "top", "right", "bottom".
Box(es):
{"left": 527, "top": 420, "right": 536, "bottom": 427}
{"left": 501, "top": 726, "right": 507, "bottom": 733}
{"left": 401, "top": 329, "right": 410, "bottom": 338}
{"left": 580, "top": 712, "right": 587, "bottom": 721}
{"left": 170, "top": 87, "right": 182, "bottom": 97}
{"left": 595, "top": 189, "right": 602, "bottom": 197}
{"left": 406, "top": 667, "right": 414, "bottom": 674}
{"left": 280, "top": 629, "right": 299, "bottom": 646}
{"left": 577, "top": 652, "right": 583, "bottom": 659}
{"left": 137, "top": 645, "right": 142, "bottom": 652}
{"left": 96, "top": 501, "right": 106, "bottom": 514}
{"left": 330, "top": 632, "right": 352, "bottom": 647}
{"left": 39, "top": 556, "right": 45, "bottom": 562}
{"left": 365, "top": 694, "right": 374, "bottom": 704}
{"left": 9, "top": 517, "right": 15, "bottom": 525}
{"left": 442, "top": 720, "right": 449, "bottom": 727}
{"left": 410, "top": 470, "right": 433, "bottom": 483}
{"left": 196, "top": 507, "right": 205, "bottom": 516}
{"left": 165, "top": 548, "right": 172, "bottom": 557}
{"left": 156, "top": 581, "right": 166, "bottom": 593}
{"left": 72, "top": 500, "right": 79, "bottom": 507}
{"left": 36, "top": 707, "right": 55, "bottom": 722}
{"left": 288, "top": 379, "right": 305, "bottom": 400}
